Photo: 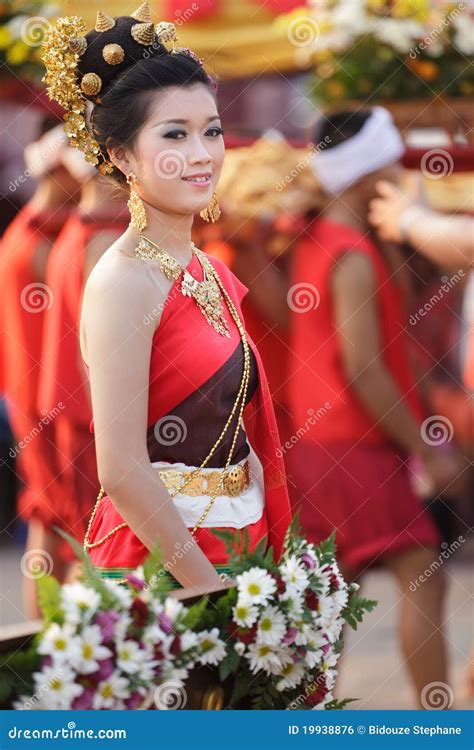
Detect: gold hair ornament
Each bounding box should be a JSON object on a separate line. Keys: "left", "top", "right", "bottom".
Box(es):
{"left": 42, "top": 16, "right": 115, "bottom": 175}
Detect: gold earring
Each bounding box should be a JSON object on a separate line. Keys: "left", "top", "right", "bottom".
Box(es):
{"left": 126, "top": 172, "right": 147, "bottom": 233}
{"left": 200, "top": 192, "right": 221, "bottom": 223}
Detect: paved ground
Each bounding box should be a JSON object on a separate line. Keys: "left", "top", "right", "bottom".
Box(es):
{"left": 1, "top": 542, "right": 472, "bottom": 710}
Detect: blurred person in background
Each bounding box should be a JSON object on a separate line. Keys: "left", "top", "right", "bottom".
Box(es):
{"left": 0, "top": 120, "right": 80, "bottom": 618}
{"left": 37, "top": 146, "right": 128, "bottom": 582}
{"left": 285, "top": 108, "right": 467, "bottom": 705}
{"left": 244, "top": 107, "right": 467, "bottom": 705}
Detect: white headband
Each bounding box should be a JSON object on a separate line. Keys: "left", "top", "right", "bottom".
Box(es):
{"left": 61, "top": 145, "right": 97, "bottom": 182}
{"left": 311, "top": 106, "right": 405, "bottom": 195}
{"left": 24, "top": 124, "right": 69, "bottom": 179}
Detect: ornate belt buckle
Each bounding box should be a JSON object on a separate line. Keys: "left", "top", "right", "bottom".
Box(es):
{"left": 223, "top": 464, "right": 247, "bottom": 497}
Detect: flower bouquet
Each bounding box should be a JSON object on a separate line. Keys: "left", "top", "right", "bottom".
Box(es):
{"left": 3, "top": 519, "right": 375, "bottom": 710}
{"left": 277, "top": 1, "right": 474, "bottom": 105}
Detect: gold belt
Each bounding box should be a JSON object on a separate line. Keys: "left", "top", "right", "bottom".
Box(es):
{"left": 156, "top": 461, "right": 250, "bottom": 498}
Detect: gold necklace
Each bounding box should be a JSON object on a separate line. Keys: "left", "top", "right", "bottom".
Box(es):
{"left": 84, "top": 248, "right": 252, "bottom": 570}
{"left": 135, "top": 234, "right": 230, "bottom": 338}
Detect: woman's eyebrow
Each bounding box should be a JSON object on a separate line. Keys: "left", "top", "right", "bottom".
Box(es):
{"left": 154, "top": 115, "right": 221, "bottom": 126}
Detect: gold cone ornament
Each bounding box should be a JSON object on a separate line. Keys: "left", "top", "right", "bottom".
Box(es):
{"left": 80, "top": 72, "right": 102, "bottom": 96}
{"left": 102, "top": 43, "right": 124, "bottom": 65}
{"left": 200, "top": 193, "right": 221, "bottom": 223}
{"left": 95, "top": 11, "right": 115, "bottom": 33}
{"left": 131, "top": 22, "right": 155, "bottom": 46}
{"left": 127, "top": 173, "right": 147, "bottom": 233}
{"left": 69, "top": 36, "right": 87, "bottom": 55}
{"left": 131, "top": 1, "right": 152, "bottom": 23}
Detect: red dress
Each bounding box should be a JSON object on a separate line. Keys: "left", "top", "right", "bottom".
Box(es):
{"left": 286, "top": 218, "right": 439, "bottom": 572}
{"left": 0, "top": 205, "right": 70, "bottom": 545}
{"left": 37, "top": 213, "right": 127, "bottom": 559}
{"left": 84, "top": 251, "right": 292, "bottom": 581}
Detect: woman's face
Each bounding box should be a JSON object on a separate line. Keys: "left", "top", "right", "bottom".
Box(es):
{"left": 121, "top": 83, "right": 224, "bottom": 217}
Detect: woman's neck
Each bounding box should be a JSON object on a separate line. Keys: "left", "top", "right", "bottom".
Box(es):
{"left": 125, "top": 198, "right": 195, "bottom": 266}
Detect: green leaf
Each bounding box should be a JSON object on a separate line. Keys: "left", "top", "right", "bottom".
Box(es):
{"left": 180, "top": 596, "right": 208, "bottom": 630}
{"left": 37, "top": 575, "right": 63, "bottom": 625}
{"left": 52, "top": 525, "right": 129, "bottom": 609}
{"left": 343, "top": 594, "right": 377, "bottom": 630}
{"left": 218, "top": 647, "right": 241, "bottom": 682}
{"left": 325, "top": 697, "right": 357, "bottom": 710}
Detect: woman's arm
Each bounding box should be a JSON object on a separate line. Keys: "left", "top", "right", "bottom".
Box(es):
{"left": 368, "top": 180, "right": 474, "bottom": 268}
{"left": 331, "top": 252, "right": 465, "bottom": 493}
{"left": 81, "top": 255, "right": 224, "bottom": 590}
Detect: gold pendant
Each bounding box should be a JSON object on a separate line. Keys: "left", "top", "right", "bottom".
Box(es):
{"left": 181, "top": 269, "right": 230, "bottom": 338}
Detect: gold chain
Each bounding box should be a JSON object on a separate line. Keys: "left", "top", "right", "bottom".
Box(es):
{"left": 84, "top": 245, "right": 250, "bottom": 553}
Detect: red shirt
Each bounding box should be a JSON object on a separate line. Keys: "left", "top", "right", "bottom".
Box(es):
{"left": 288, "top": 218, "right": 425, "bottom": 445}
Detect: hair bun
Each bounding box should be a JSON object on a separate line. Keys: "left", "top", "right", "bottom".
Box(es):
{"left": 78, "top": 14, "right": 170, "bottom": 102}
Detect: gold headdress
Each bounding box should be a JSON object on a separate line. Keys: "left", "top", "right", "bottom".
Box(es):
{"left": 41, "top": 2, "right": 206, "bottom": 176}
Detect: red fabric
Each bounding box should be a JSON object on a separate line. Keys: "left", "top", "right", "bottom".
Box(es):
{"left": 0, "top": 205, "right": 52, "bottom": 412}
{"left": 0, "top": 205, "right": 75, "bottom": 558}
{"left": 288, "top": 218, "right": 426, "bottom": 445}
{"left": 286, "top": 441, "right": 439, "bottom": 574}
{"left": 37, "top": 214, "right": 126, "bottom": 424}
{"left": 85, "top": 251, "right": 292, "bottom": 569}
{"left": 464, "top": 326, "right": 474, "bottom": 391}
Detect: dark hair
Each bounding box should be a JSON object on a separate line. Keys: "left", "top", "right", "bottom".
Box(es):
{"left": 314, "top": 110, "right": 372, "bottom": 150}
{"left": 89, "top": 53, "right": 216, "bottom": 185}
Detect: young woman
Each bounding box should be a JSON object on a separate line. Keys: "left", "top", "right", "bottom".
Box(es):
{"left": 42, "top": 5, "right": 291, "bottom": 593}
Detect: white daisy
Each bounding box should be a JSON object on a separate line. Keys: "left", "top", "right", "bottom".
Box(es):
{"left": 233, "top": 601, "right": 259, "bottom": 628}
{"left": 280, "top": 555, "right": 309, "bottom": 592}
{"left": 257, "top": 605, "right": 287, "bottom": 647}
{"left": 93, "top": 670, "right": 131, "bottom": 709}
{"left": 61, "top": 582, "right": 101, "bottom": 624}
{"left": 102, "top": 579, "right": 132, "bottom": 608}
{"left": 116, "top": 639, "right": 146, "bottom": 674}
{"left": 234, "top": 642, "right": 246, "bottom": 656}
{"left": 32, "top": 664, "right": 84, "bottom": 710}
{"left": 236, "top": 568, "right": 276, "bottom": 606}
{"left": 71, "top": 625, "right": 113, "bottom": 674}
{"left": 276, "top": 661, "right": 306, "bottom": 691}
{"left": 164, "top": 597, "right": 184, "bottom": 622}
{"left": 38, "top": 623, "right": 81, "bottom": 664}
{"left": 197, "top": 629, "right": 227, "bottom": 666}
{"left": 246, "top": 643, "right": 285, "bottom": 676}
